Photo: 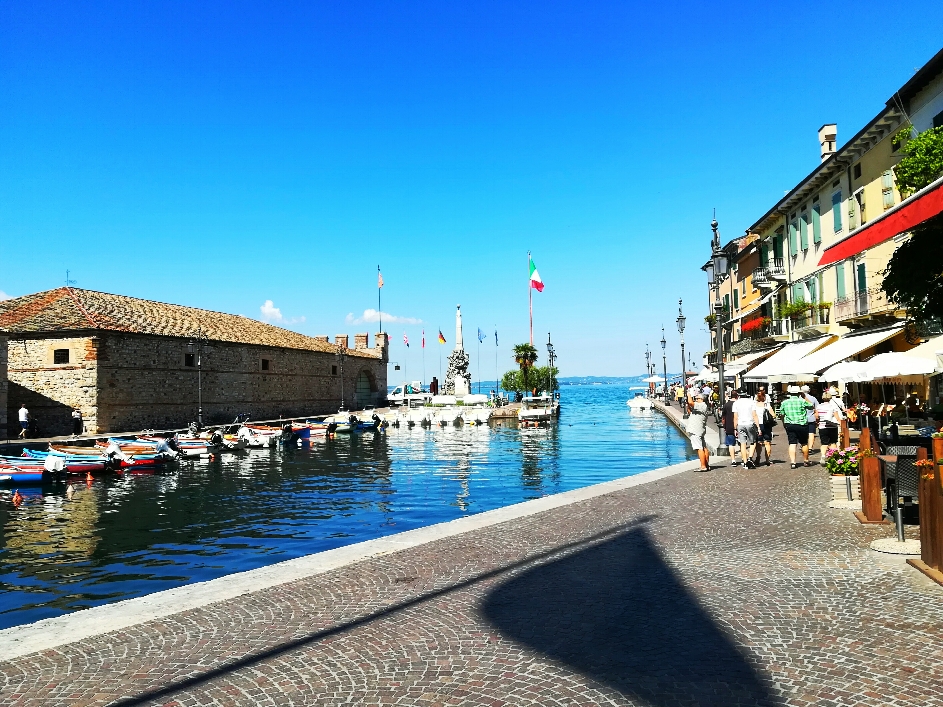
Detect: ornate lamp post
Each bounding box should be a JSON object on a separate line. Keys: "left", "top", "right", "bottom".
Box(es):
{"left": 645, "top": 344, "right": 652, "bottom": 396}
{"left": 546, "top": 333, "right": 556, "bottom": 397}
{"left": 660, "top": 328, "right": 667, "bottom": 403}
{"left": 707, "top": 216, "right": 729, "bottom": 452}
{"left": 676, "top": 299, "right": 686, "bottom": 411}
{"left": 187, "top": 328, "right": 210, "bottom": 428}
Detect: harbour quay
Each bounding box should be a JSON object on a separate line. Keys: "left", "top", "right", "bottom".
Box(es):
{"left": 0, "top": 288, "right": 388, "bottom": 438}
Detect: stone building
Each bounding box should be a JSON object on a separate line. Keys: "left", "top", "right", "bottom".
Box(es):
{"left": 0, "top": 288, "right": 387, "bottom": 436}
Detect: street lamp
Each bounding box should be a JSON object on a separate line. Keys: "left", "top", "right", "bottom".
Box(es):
{"left": 709, "top": 216, "right": 729, "bottom": 453}
{"left": 660, "top": 327, "right": 667, "bottom": 404}
{"left": 645, "top": 344, "right": 652, "bottom": 396}
{"left": 336, "top": 349, "right": 347, "bottom": 411}
{"left": 546, "top": 332, "right": 556, "bottom": 397}
{"left": 187, "top": 327, "right": 210, "bottom": 428}
{"left": 676, "top": 298, "right": 686, "bottom": 402}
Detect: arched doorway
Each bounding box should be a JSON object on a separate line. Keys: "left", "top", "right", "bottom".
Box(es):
{"left": 355, "top": 370, "right": 374, "bottom": 408}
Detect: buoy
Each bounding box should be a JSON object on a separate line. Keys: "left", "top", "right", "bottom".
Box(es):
{"left": 12, "top": 490, "right": 23, "bottom": 507}
{"left": 67, "top": 484, "right": 75, "bottom": 500}
{"left": 86, "top": 471, "right": 94, "bottom": 482}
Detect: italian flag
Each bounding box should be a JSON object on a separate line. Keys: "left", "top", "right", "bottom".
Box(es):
{"left": 529, "top": 255, "right": 544, "bottom": 292}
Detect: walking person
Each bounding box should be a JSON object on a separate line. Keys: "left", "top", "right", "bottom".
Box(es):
{"left": 71, "top": 408, "right": 83, "bottom": 437}
{"left": 800, "top": 385, "right": 819, "bottom": 458}
{"left": 686, "top": 393, "right": 710, "bottom": 472}
{"left": 752, "top": 387, "right": 775, "bottom": 466}
{"left": 675, "top": 383, "right": 685, "bottom": 410}
{"left": 722, "top": 390, "right": 741, "bottom": 466}
{"left": 732, "top": 389, "right": 758, "bottom": 468}
{"left": 815, "top": 391, "right": 841, "bottom": 454}
{"left": 780, "top": 386, "right": 813, "bottom": 469}
{"left": 17, "top": 404, "right": 29, "bottom": 439}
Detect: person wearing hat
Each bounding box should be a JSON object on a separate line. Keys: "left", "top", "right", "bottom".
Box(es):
{"left": 732, "top": 388, "right": 758, "bottom": 468}
{"left": 800, "top": 385, "right": 819, "bottom": 455}
{"left": 686, "top": 393, "right": 711, "bottom": 472}
{"left": 780, "top": 385, "right": 813, "bottom": 468}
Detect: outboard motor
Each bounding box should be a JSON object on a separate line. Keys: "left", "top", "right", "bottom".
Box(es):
{"left": 327, "top": 422, "right": 338, "bottom": 437}
{"left": 188, "top": 421, "right": 200, "bottom": 436}
{"left": 210, "top": 430, "right": 223, "bottom": 447}
{"left": 371, "top": 413, "right": 381, "bottom": 430}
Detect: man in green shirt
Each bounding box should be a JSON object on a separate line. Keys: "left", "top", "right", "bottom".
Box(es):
{"left": 780, "top": 385, "right": 813, "bottom": 468}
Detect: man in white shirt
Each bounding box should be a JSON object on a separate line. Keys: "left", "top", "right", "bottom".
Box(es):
{"left": 732, "top": 390, "right": 758, "bottom": 468}
{"left": 18, "top": 404, "right": 29, "bottom": 439}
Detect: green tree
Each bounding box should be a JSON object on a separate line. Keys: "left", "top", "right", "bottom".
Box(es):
{"left": 512, "top": 343, "right": 538, "bottom": 391}
{"left": 882, "top": 212, "right": 943, "bottom": 321}
{"left": 531, "top": 365, "right": 560, "bottom": 394}
{"left": 501, "top": 369, "right": 527, "bottom": 393}
{"left": 893, "top": 126, "right": 943, "bottom": 198}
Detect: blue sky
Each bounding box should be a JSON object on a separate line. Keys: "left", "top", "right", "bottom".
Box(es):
{"left": 1, "top": 2, "right": 941, "bottom": 377}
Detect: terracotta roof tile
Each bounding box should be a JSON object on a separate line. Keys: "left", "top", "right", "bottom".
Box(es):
{"left": 0, "top": 288, "right": 379, "bottom": 358}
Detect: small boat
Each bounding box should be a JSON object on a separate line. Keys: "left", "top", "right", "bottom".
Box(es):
{"left": 626, "top": 392, "right": 654, "bottom": 411}
{"left": 0, "top": 464, "right": 49, "bottom": 485}
{"left": 518, "top": 395, "right": 555, "bottom": 424}
{"left": 459, "top": 394, "right": 493, "bottom": 425}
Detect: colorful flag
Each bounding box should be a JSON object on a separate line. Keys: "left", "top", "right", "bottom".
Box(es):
{"left": 494, "top": 329, "right": 498, "bottom": 346}
{"left": 422, "top": 330, "right": 425, "bottom": 348}
{"left": 478, "top": 327, "right": 486, "bottom": 343}
{"left": 529, "top": 255, "right": 544, "bottom": 292}
{"left": 438, "top": 330, "right": 446, "bottom": 344}
{"left": 378, "top": 268, "right": 384, "bottom": 288}
{"left": 403, "top": 332, "right": 409, "bottom": 347}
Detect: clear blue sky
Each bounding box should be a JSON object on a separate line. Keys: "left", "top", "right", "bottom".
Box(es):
{"left": 1, "top": 2, "right": 941, "bottom": 377}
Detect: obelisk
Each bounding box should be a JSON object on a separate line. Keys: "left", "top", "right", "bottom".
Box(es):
{"left": 444, "top": 305, "right": 471, "bottom": 396}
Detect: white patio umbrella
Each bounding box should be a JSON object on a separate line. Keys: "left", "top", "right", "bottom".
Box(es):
{"left": 818, "top": 360, "right": 869, "bottom": 384}
{"left": 863, "top": 351, "right": 937, "bottom": 381}
{"left": 642, "top": 375, "right": 665, "bottom": 383}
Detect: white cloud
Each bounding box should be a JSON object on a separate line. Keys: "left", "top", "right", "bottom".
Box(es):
{"left": 0, "top": 291, "right": 11, "bottom": 301}
{"left": 345, "top": 309, "right": 423, "bottom": 326}
{"left": 260, "top": 300, "right": 305, "bottom": 325}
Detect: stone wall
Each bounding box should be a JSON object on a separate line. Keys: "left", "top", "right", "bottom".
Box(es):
{"left": 6, "top": 335, "right": 100, "bottom": 436}
{"left": 0, "top": 335, "right": 7, "bottom": 439}
{"left": 6, "top": 331, "right": 388, "bottom": 435}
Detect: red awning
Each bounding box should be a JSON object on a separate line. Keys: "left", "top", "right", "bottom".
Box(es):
{"left": 818, "top": 178, "right": 943, "bottom": 267}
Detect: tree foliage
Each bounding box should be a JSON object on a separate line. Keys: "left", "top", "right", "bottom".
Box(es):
{"left": 512, "top": 343, "right": 539, "bottom": 389}
{"left": 893, "top": 126, "right": 943, "bottom": 198}
{"left": 882, "top": 212, "right": 943, "bottom": 321}
{"left": 501, "top": 366, "right": 559, "bottom": 394}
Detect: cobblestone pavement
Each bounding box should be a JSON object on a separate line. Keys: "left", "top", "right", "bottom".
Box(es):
{"left": 1, "top": 421, "right": 942, "bottom": 706}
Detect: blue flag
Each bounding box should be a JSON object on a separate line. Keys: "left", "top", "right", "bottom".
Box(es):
{"left": 477, "top": 327, "right": 486, "bottom": 343}
{"left": 494, "top": 329, "right": 498, "bottom": 346}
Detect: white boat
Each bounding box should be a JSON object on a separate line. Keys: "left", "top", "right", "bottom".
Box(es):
{"left": 518, "top": 395, "right": 555, "bottom": 424}
{"left": 459, "top": 394, "right": 493, "bottom": 425}
{"left": 626, "top": 393, "right": 654, "bottom": 411}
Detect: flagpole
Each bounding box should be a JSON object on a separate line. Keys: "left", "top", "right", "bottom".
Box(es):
{"left": 378, "top": 265, "right": 382, "bottom": 334}
{"left": 477, "top": 338, "right": 480, "bottom": 394}
{"left": 422, "top": 331, "right": 426, "bottom": 389}
{"left": 494, "top": 329, "right": 498, "bottom": 400}
{"left": 528, "top": 251, "right": 533, "bottom": 346}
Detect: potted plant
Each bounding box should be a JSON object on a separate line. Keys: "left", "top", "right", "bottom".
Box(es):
{"left": 817, "top": 301, "right": 832, "bottom": 324}
{"left": 824, "top": 445, "right": 861, "bottom": 500}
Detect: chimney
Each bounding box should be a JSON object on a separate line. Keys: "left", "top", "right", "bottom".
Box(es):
{"left": 354, "top": 333, "right": 369, "bottom": 349}
{"left": 818, "top": 124, "right": 837, "bottom": 162}
{"left": 313, "top": 336, "right": 329, "bottom": 343}
{"left": 335, "top": 334, "right": 349, "bottom": 349}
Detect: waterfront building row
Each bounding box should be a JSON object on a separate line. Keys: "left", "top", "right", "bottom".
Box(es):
{"left": 703, "top": 46, "right": 943, "bottom": 401}
{"left": 0, "top": 288, "right": 388, "bottom": 438}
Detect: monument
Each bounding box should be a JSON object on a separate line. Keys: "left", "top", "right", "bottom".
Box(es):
{"left": 444, "top": 305, "right": 471, "bottom": 396}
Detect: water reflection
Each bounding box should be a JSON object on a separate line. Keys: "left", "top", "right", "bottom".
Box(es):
{"left": 0, "top": 385, "right": 694, "bottom": 628}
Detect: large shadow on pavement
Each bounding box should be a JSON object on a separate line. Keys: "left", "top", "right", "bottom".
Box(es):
{"left": 480, "top": 525, "right": 777, "bottom": 706}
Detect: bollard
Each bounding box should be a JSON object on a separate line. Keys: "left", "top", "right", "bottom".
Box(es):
{"left": 846, "top": 475, "right": 853, "bottom": 501}
{"left": 895, "top": 506, "right": 905, "bottom": 542}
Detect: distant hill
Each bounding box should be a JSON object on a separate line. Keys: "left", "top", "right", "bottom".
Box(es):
{"left": 557, "top": 375, "right": 681, "bottom": 386}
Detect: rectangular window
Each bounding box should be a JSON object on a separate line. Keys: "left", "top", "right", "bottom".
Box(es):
{"left": 853, "top": 163, "right": 862, "bottom": 180}
{"left": 261, "top": 358, "right": 270, "bottom": 371}
{"left": 836, "top": 262, "right": 846, "bottom": 299}
{"left": 882, "top": 170, "right": 895, "bottom": 209}
{"left": 53, "top": 349, "right": 69, "bottom": 364}
{"left": 831, "top": 191, "right": 842, "bottom": 232}
{"left": 788, "top": 220, "right": 798, "bottom": 256}
{"left": 773, "top": 232, "right": 784, "bottom": 259}
{"left": 856, "top": 262, "right": 867, "bottom": 293}
{"left": 855, "top": 189, "right": 866, "bottom": 225}
{"left": 759, "top": 243, "right": 769, "bottom": 267}
{"left": 934, "top": 110, "right": 943, "bottom": 129}
{"left": 806, "top": 278, "right": 817, "bottom": 303}
{"left": 185, "top": 353, "right": 195, "bottom": 367}
{"left": 811, "top": 203, "right": 821, "bottom": 244}
{"left": 331, "top": 365, "right": 338, "bottom": 376}
{"left": 733, "top": 288, "right": 739, "bottom": 309}
{"left": 799, "top": 212, "right": 809, "bottom": 250}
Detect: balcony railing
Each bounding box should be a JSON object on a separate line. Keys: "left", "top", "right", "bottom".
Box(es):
{"left": 791, "top": 308, "right": 830, "bottom": 330}
{"left": 769, "top": 258, "right": 786, "bottom": 277}
{"left": 834, "top": 286, "right": 897, "bottom": 322}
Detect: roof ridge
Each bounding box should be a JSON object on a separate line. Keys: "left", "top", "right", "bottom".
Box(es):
{"left": 64, "top": 287, "right": 99, "bottom": 328}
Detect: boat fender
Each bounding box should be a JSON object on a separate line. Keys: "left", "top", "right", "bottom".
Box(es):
{"left": 86, "top": 472, "right": 94, "bottom": 482}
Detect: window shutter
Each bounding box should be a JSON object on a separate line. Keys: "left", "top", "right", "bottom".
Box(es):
{"left": 759, "top": 243, "right": 769, "bottom": 267}
{"left": 773, "top": 233, "right": 784, "bottom": 259}
{"left": 807, "top": 278, "right": 816, "bottom": 303}
{"left": 882, "top": 170, "right": 895, "bottom": 209}
{"left": 799, "top": 213, "right": 809, "bottom": 250}
{"left": 789, "top": 221, "right": 798, "bottom": 256}
{"left": 733, "top": 288, "right": 739, "bottom": 309}
{"left": 836, "top": 262, "right": 846, "bottom": 299}
{"left": 812, "top": 203, "right": 821, "bottom": 244}
{"left": 856, "top": 263, "right": 867, "bottom": 293}
{"left": 723, "top": 294, "right": 730, "bottom": 313}
{"left": 832, "top": 192, "right": 842, "bottom": 232}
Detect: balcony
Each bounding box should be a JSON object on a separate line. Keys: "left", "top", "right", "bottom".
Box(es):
{"left": 834, "top": 286, "right": 906, "bottom": 329}
{"left": 752, "top": 259, "right": 786, "bottom": 289}
{"left": 791, "top": 307, "right": 831, "bottom": 337}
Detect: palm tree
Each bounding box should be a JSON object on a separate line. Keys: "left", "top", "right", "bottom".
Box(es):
{"left": 513, "top": 343, "right": 539, "bottom": 392}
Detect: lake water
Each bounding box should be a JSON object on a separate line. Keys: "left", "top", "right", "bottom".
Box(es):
{"left": 0, "top": 385, "right": 693, "bottom": 629}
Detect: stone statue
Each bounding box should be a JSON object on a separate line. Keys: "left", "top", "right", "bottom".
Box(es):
{"left": 444, "top": 305, "right": 471, "bottom": 396}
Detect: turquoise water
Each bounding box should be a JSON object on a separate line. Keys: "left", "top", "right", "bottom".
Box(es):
{"left": 0, "top": 385, "right": 693, "bottom": 629}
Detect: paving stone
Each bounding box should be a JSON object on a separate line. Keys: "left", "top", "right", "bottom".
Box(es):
{"left": 0, "top": 428, "right": 941, "bottom": 706}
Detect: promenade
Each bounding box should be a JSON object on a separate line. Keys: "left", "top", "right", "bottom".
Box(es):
{"left": 1, "top": 423, "right": 942, "bottom": 706}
